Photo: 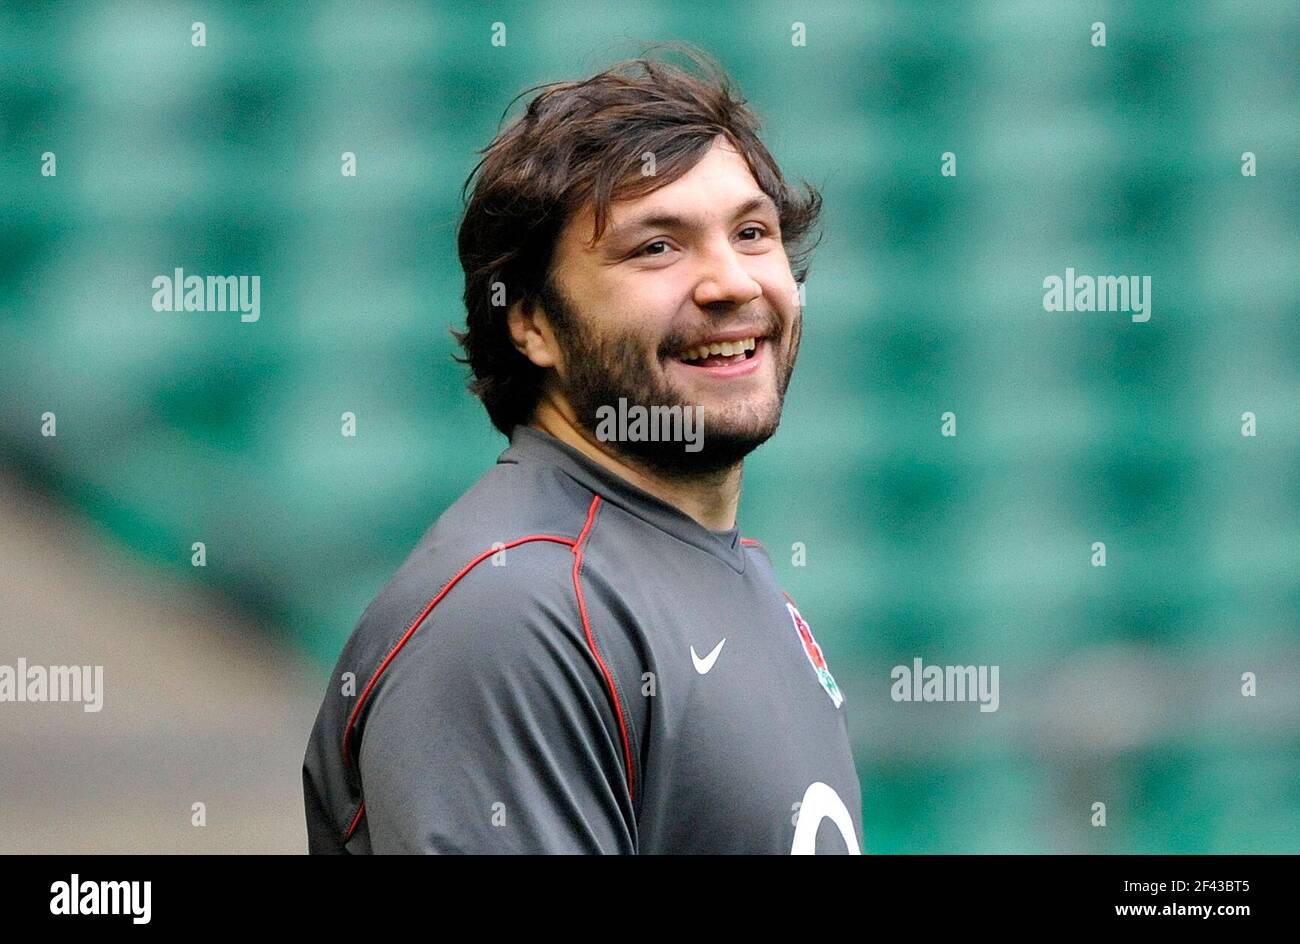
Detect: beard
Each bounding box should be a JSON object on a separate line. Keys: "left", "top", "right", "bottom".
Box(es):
{"left": 537, "top": 275, "right": 801, "bottom": 480}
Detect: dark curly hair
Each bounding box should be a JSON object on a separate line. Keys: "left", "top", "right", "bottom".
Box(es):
{"left": 452, "top": 42, "right": 824, "bottom": 436}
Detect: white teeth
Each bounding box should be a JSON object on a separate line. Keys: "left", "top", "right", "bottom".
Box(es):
{"left": 679, "top": 336, "right": 758, "bottom": 362}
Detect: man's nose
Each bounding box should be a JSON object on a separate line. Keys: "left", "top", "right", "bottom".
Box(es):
{"left": 692, "top": 239, "right": 762, "bottom": 309}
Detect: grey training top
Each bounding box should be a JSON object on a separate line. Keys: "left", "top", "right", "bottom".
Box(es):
{"left": 302, "top": 425, "right": 863, "bottom": 854}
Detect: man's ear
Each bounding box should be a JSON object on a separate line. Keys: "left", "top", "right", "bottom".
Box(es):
{"left": 506, "top": 295, "right": 560, "bottom": 369}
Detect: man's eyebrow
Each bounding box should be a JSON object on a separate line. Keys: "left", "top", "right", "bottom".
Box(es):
{"left": 603, "top": 193, "right": 779, "bottom": 243}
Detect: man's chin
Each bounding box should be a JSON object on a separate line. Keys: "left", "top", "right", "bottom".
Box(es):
{"left": 608, "top": 417, "right": 781, "bottom": 480}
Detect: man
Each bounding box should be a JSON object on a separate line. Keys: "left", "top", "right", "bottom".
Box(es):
{"left": 302, "top": 47, "right": 863, "bottom": 854}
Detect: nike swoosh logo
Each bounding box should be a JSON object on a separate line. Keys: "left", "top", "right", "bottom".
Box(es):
{"left": 691, "top": 638, "right": 726, "bottom": 675}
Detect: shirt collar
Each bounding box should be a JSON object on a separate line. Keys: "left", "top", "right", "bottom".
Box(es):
{"left": 498, "top": 425, "right": 746, "bottom": 574}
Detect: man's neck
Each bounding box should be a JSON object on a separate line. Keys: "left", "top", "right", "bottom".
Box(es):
{"left": 529, "top": 399, "right": 742, "bottom": 532}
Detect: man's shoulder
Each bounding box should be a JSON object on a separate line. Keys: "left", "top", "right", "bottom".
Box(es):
{"left": 346, "top": 456, "right": 598, "bottom": 658}
{"left": 427, "top": 452, "right": 599, "bottom": 554}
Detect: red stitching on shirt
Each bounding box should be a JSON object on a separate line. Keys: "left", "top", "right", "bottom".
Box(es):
{"left": 338, "top": 497, "right": 638, "bottom": 844}
{"left": 345, "top": 800, "right": 367, "bottom": 843}
{"left": 740, "top": 537, "right": 762, "bottom": 547}
{"left": 339, "top": 533, "right": 581, "bottom": 845}
{"left": 570, "top": 494, "right": 637, "bottom": 803}
{"left": 339, "top": 532, "right": 577, "bottom": 844}
{"left": 341, "top": 532, "right": 579, "bottom": 770}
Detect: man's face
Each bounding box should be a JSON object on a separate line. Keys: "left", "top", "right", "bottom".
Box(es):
{"left": 536, "top": 135, "right": 803, "bottom": 476}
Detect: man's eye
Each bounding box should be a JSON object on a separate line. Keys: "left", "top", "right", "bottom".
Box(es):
{"left": 738, "top": 225, "right": 768, "bottom": 241}
{"left": 634, "top": 240, "right": 671, "bottom": 258}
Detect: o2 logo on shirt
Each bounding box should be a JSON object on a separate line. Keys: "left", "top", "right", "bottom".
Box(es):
{"left": 791, "top": 781, "right": 861, "bottom": 854}
{"left": 784, "top": 597, "right": 843, "bottom": 709}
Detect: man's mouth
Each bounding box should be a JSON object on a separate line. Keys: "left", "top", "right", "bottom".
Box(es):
{"left": 673, "top": 335, "right": 761, "bottom": 369}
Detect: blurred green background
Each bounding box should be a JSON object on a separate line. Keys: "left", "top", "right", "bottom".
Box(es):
{"left": 2, "top": 1, "right": 1297, "bottom": 853}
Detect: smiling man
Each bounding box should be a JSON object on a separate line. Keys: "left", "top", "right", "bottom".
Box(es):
{"left": 302, "top": 47, "right": 863, "bottom": 854}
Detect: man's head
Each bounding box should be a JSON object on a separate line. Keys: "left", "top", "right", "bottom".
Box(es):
{"left": 454, "top": 45, "right": 822, "bottom": 476}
